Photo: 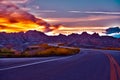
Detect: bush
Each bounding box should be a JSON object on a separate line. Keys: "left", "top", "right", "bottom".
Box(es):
{"left": 36, "top": 47, "right": 80, "bottom": 56}
{"left": 0, "top": 44, "right": 80, "bottom": 57}
{"left": 0, "top": 48, "right": 15, "bottom": 57}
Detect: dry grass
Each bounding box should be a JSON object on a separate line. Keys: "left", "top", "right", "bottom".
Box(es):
{"left": 36, "top": 47, "right": 80, "bottom": 56}
{"left": 0, "top": 43, "right": 80, "bottom": 57}
{"left": 23, "top": 44, "right": 80, "bottom": 57}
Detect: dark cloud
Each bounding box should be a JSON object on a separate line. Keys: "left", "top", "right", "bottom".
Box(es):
{"left": 0, "top": 25, "right": 8, "bottom": 29}
{"left": 106, "top": 27, "right": 120, "bottom": 34}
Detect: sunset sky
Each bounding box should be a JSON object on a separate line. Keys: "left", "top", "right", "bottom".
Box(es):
{"left": 0, "top": 0, "right": 120, "bottom": 35}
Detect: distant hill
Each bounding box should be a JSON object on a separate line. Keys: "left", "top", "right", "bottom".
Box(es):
{"left": 0, "top": 30, "right": 119, "bottom": 51}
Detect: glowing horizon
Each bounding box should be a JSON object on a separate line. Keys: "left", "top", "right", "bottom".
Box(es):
{"left": 0, "top": 0, "right": 120, "bottom": 36}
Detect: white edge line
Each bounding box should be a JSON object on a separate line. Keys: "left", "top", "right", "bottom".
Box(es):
{"left": 0, "top": 56, "right": 72, "bottom": 71}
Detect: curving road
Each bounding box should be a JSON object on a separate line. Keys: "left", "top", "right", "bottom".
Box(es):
{"left": 0, "top": 48, "right": 120, "bottom": 80}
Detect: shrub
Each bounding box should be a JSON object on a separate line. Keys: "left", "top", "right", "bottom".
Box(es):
{"left": 0, "top": 47, "right": 15, "bottom": 57}
{"left": 36, "top": 46, "right": 80, "bottom": 56}
{"left": 0, "top": 43, "right": 80, "bottom": 57}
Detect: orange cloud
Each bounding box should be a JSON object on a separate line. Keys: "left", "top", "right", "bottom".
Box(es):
{"left": 0, "top": 1, "right": 116, "bottom": 35}
{"left": 0, "top": 2, "right": 61, "bottom": 33}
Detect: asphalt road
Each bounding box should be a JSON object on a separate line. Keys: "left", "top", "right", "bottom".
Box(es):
{"left": 0, "top": 48, "right": 120, "bottom": 80}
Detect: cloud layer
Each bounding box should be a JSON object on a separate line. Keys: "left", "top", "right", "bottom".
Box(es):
{"left": 106, "top": 27, "right": 120, "bottom": 34}
{"left": 68, "top": 11, "right": 120, "bottom": 15}
{"left": 0, "top": 1, "right": 60, "bottom": 33}
{"left": 0, "top": 0, "right": 29, "bottom": 4}
{"left": 0, "top": 0, "right": 120, "bottom": 36}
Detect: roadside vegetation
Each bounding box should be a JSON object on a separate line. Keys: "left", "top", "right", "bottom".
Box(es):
{"left": 101, "top": 47, "right": 120, "bottom": 51}
{"left": 0, "top": 43, "right": 80, "bottom": 58}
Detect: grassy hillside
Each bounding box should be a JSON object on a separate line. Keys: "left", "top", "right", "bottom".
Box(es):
{"left": 23, "top": 44, "right": 80, "bottom": 57}
{"left": 0, "top": 43, "right": 80, "bottom": 57}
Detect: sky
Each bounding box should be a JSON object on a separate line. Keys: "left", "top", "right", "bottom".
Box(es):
{"left": 0, "top": 0, "right": 120, "bottom": 36}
